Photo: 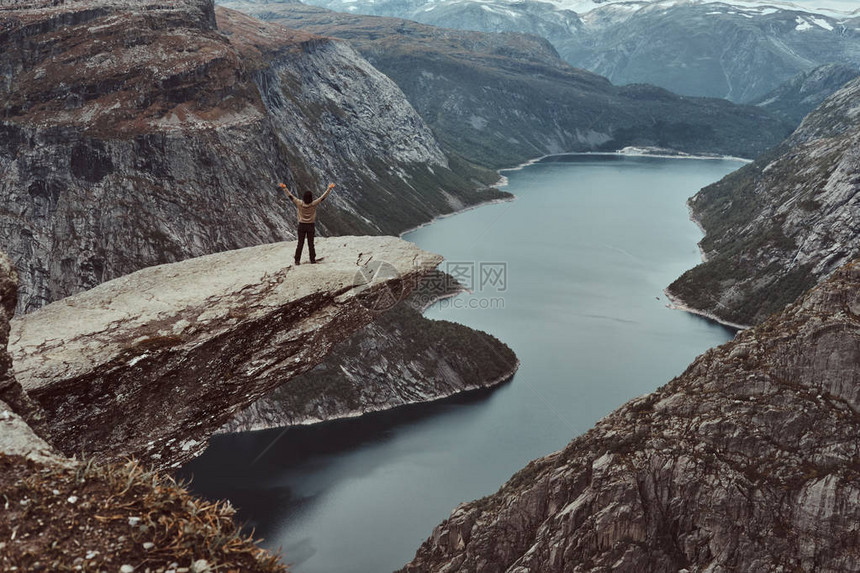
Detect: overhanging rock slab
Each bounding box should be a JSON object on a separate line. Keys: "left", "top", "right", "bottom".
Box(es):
{"left": 10, "top": 236, "right": 441, "bottom": 469}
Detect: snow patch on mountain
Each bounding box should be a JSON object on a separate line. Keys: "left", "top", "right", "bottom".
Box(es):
{"left": 548, "top": 0, "right": 858, "bottom": 19}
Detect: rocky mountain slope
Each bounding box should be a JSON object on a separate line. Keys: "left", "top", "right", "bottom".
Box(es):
{"left": 401, "top": 256, "right": 860, "bottom": 573}
{"left": 9, "top": 236, "right": 442, "bottom": 469}
{"left": 221, "top": 270, "right": 519, "bottom": 432}
{"left": 751, "top": 62, "right": 860, "bottom": 126}
{"left": 668, "top": 75, "right": 860, "bottom": 326}
{"left": 284, "top": 0, "right": 860, "bottom": 102}
{"left": 0, "top": 252, "right": 44, "bottom": 430}
{"left": 1, "top": 251, "right": 289, "bottom": 572}
{"left": 0, "top": 0, "right": 503, "bottom": 314}
{"left": 224, "top": 2, "right": 792, "bottom": 168}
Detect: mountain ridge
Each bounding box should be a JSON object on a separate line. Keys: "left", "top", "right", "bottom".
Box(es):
{"left": 282, "top": 0, "right": 860, "bottom": 101}
{"left": 668, "top": 75, "right": 860, "bottom": 326}
{"left": 751, "top": 62, "right": 860, "bottom": 125}
{"left": 225, "top": 1, "right": 793, "bottom": 168}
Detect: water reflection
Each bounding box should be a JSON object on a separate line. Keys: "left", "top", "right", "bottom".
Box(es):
{"left": 179, "top": 385, "right": 508, "bottom": 543}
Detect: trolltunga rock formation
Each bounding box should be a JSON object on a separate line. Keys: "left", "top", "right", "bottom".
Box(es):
{"left": 10, "top": 236, "right": 441, "bottom": 469}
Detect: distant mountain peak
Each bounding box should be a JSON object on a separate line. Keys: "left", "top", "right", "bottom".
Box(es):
{"left": 549, "top": 0, "right": 859, "bottom": 19}
{"left": 260, "top": 0, "right": 860, "bottom": 101}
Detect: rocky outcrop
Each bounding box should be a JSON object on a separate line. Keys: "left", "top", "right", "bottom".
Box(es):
{"left": 401, "top": 258, "right": 860, "bottom": 573}
{"left": 9, "top": 236, "right": 442, "bottom": 469}
{"left": 223, "top": 2, "right": 792, "bottom": 168}
{"left": 0, "top": 401, "right": 69, "bottom": 468}
{"left": 0, "top": 0, "right": 503, "bottom": 314}
{"left": 668, "top": 76, "right": 860, "bottom": 326}
{"left": 221, "top": 271, "right": 519, "bottom": 432}
{"left": 751, "top": 63, "right": 860, "bottom": 127}
{"left": 0, "top": 252, "right": 45, "bottom": 431}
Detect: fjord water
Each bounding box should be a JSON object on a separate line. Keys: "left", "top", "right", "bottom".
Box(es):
{"left": 182, "top": 155, "right": 742, "bottom": 573}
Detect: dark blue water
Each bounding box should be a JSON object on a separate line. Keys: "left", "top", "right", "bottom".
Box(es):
{"left": 181, "top": 155, "right": 742, "bottom": 573}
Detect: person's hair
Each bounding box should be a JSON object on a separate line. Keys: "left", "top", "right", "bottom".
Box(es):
{"left": 303, "top": 191, "right": 313, "bottom": 204}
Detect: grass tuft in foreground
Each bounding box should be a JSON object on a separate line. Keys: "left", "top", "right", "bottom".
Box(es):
{"left": 0, "top": 453, "right": 287, "bottom": 573}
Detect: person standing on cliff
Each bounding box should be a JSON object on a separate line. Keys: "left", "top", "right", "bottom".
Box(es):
{"left": 280, "top": 181, "right": 335, "bottom": 265}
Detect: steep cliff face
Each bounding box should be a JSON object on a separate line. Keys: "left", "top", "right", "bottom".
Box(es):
{"left": 0, "top": 252, "right": 44, "bottom": 429}
{"left": 223, "top": 2, "right": 792, "bottom": 169}
{"left": 0, "top": 0, "right": 502, "bottom": 314}
{"left": 0, "top": 252, "right": 23, "bottom": 409}
{"left": 9, "top": 236, "right": 442, "bottom": 469}
{"left": 402, "top": 258, "right": 860, "bottom": 573}
{"left": 751, "top": 63, "right": 860, "bottom": 127}
{"left": 668, "top": 76, "right": 860, "bottom": 326}
{"left": 221, "top": 271, "right": 519, "bottom": 432}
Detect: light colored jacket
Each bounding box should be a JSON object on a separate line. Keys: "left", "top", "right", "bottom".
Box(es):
{"left": 289, "top": 186, "right": 332, "bottom": 224}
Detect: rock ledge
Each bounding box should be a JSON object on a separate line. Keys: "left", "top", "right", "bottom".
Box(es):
{"left": 11, "top": 236, "right": 441, "bottom": 468}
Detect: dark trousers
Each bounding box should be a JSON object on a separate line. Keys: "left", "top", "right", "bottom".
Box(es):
{"left": 296, "top": 222, "right": 316, "bottom": 263}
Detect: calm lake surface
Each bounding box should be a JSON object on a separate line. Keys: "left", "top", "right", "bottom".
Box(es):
{"left": 181, "top": 155, "right": 743, "bottom": 573}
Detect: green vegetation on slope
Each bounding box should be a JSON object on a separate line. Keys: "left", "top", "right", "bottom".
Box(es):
{"left": 668, "top": 78, "right": 860, "bottom": 326}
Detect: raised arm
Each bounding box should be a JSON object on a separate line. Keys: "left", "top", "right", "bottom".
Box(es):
{"left": 279, "top": 182, "right": 300, "bottom": 206}
{"left": 312, "top": 183, "right": 335, "bottom": 206}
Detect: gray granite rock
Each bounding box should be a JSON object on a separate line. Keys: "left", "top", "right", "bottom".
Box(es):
{"left": 0, "top": 401, "right": 70, "bottom": 467}
{"left": 0, "top": 0, "right": 500, "bottom": 314}
{"left": 220, "top": 273, "right": 520, "bottom": 432}
{"left": 10, "top": 236, "right": 442, "bottom": 469}
{"left": 751, "top": 63, "right": 860, "bottom": 127}
{"left": 669, "top": 76, "right": 860, "bottom": 326}
{"left": 401, "top": 259, "right": 860, "bottom": 573}
{"left": 0, "top": 252, "right": 46, "bottom": 432}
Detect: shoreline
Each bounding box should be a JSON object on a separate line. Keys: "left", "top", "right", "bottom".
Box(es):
{"left": 219, "top": 359, "right": 521, "bottom": 435}
{"left": 399, "top": 194, "right": 516, "bottom": 238}
{"left": 401, "top": 148, "right": 749, "bottom": 238}
{"left": 686, "top": 201, "right": 711, "bottom": 263}
{"left": 672, "top": 192, "right": 751, "bottom": 328}
{"left": 503, "top": 149, "right": 753, "bottom": 165}
{"left": 663, "top": 288, "right": 750, "bottom": 331}
{"left": 611, "top": 147, "right": 753, "bottom": 162}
